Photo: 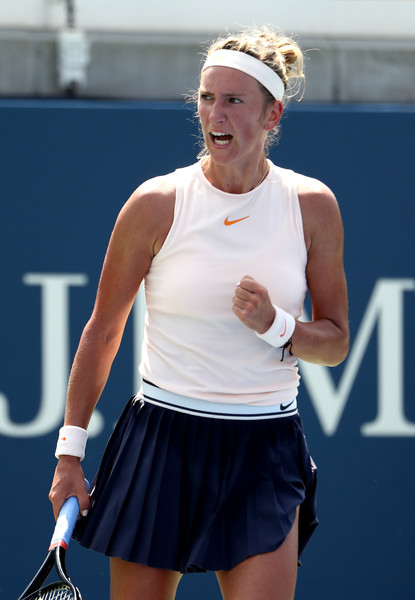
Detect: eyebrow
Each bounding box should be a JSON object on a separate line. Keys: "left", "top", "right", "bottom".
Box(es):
{"left": 199, "top": 89, "right": 248, "bottom": 97}
{"left": 223, "top": 92, "right": 248, "bottom": 97}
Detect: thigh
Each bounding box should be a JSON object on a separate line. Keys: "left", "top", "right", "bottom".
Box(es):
{"left": 110, "top": 557, "right": 182, "bottom": 600}
{"left": 216, "top": 508, "right": 299, "bottom": 600}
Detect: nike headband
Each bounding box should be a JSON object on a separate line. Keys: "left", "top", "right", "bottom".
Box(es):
{"left": 202, "top": 49, "right": 285, "bottom": 101}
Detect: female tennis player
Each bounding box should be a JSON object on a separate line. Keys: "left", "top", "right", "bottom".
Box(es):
{"left": 49, "top": 26, "right": 349, "bottom": 600}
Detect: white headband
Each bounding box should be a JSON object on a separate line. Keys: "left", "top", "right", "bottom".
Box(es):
{"left": 202, "top": 49, "right": 285, "bottom": 101}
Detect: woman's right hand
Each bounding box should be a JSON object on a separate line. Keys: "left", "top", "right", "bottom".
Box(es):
{"left": 49, "top": 455, "right": 90, "bottom": 520}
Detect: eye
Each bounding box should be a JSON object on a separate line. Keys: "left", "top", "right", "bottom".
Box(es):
{"left": 199, "top": 93, "right": 213, "bottom": 101}
{"left": 229, "top": 97, "right": 242, "bottom": 104}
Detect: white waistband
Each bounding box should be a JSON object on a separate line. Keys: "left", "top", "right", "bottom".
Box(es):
{"left": 136, "top": 381, "right": 298, "bottom": 420}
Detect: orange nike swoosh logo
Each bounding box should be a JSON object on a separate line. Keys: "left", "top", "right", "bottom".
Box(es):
{"left": 280, "top": 320, "right": 287, "bottom": 337}
{"left": 224, "top": 216, "right": 250, "bottom": 226}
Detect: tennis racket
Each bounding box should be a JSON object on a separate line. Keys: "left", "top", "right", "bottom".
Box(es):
{"left": 17, "top": 487, "right": 88, "bottom": 600}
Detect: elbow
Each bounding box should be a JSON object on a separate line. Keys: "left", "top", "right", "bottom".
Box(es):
{"left": 327, "top": 329, "right": 350, "bottom": 367}
{"left": 293, "top": 319, "right": 350, "bottom": 366}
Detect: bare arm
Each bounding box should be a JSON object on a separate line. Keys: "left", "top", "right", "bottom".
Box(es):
{"left": 293, "top": 175, "right": 349, "bottom": 365}
{"left": 233, "top": 176, "right": 349, "bottom": 367}
{"left": 49, "top": 176, "right": 175, "bottom": 517}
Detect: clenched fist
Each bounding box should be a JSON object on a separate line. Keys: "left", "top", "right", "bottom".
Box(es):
{"left": 232, "top": 275, "right": 275, "bottom": 334}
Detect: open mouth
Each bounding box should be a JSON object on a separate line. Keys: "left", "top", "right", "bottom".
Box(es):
{"left": 210, "top": 131, "right": 233, "bottom": 146}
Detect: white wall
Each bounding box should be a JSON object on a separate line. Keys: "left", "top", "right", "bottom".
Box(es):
{"left": 1, "top": 0, "right": 415, "bottom": 38}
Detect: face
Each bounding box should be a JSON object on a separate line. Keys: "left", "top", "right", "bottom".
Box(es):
{"left": 198, "top": 66, "right": 281, "bottom": 168}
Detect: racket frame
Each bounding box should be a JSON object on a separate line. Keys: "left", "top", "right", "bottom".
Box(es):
{"left": 17, "top": 491, "right": 86, "bottom": 600}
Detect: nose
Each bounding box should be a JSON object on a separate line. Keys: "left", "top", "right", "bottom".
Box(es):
{"left": 209, "top": 99, "right": 226, "bottom": 124}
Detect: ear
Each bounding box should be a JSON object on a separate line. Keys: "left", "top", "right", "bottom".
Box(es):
{"left": 264, "top": 100, "right": 283, "bottom": 132}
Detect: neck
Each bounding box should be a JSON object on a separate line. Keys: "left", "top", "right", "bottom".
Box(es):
{"left": 202, "top": 157, "right": 269, "bottom": 194}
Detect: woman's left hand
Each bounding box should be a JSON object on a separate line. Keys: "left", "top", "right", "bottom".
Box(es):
{"left": 232, "top": 275, "right": 275, "bottom": 334}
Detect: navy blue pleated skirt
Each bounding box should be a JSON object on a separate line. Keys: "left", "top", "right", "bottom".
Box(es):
{"left": 74, "top": 397, "right": 318, "bottom": 573}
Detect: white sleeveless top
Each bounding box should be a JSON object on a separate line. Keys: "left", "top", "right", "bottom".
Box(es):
{"left": 139, "top": 160, "right": 307, "bottom": 406}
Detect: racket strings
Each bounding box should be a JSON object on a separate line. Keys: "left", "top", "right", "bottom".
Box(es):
{"left": 26, "top": 582, "right": 76, "bottom": 600}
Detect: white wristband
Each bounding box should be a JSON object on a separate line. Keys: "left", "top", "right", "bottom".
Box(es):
{"left": 55, "top": 425, "right": 88, "bottom": 461}
{"left": 255, "top": 304, "right": 296, "bottom": 348}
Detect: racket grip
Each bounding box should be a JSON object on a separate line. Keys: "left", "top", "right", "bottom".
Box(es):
{"left": 49, "top": 479, "right": 90, "bottom": 551}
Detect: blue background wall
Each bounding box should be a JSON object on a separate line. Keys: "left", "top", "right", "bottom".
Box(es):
{"left": 0, "top": 100, "right": 414, "bottom": 599}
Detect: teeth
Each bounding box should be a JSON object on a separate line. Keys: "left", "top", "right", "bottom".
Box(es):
{"left": 211, "top": 131, "right": 231, "bottom": 146}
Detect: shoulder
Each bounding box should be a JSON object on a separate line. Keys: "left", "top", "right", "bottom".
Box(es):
{"left": 294, "top": 173, "right": 343, "bottom": 252}
{"left": 295, "top": 173, "right": 337, "bottom": 209}
{"left": 120, "top": 172, "right": 177, "bottom": 222}
{"left": 126, "top": 173, "right": 177, "bottom": 213}
{"left": 115, "top": 172, "right": 177, "bottom": 257}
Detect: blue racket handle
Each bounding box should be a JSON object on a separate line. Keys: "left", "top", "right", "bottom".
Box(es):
{"left": 49, "top": 479, "right": 90, "bottom": 550}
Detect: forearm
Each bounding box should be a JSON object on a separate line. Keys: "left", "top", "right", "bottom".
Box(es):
{"left": 50, "top": 322, "right": 119, "bottom": 518}
{"left": 290, "top": 318, "right": 349, "bottom": 366}
{"left": 63, "top": 319, "right": 123, "bottom": 428}
{"left": 49, "top": 319, "right": 118, "bottom": 518}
